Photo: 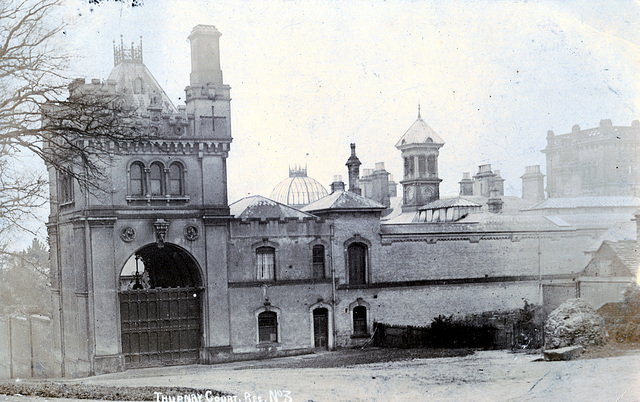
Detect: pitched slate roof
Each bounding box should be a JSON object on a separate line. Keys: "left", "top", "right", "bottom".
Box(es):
{"left": 582, "top": 240, "right": 639, "bottom": 277}
{"left": 418, "top": 197, "right": 482, "bottom": 210}
{"left": 607, "top": 241, "right": 640, "bottom": 274}
{"left": 382, "top": 212, "right": 633, "bottom": 234}
{"left": 521, "top": 196, "right": 640, "bottom": 211}
{"left": 394, "top": 117, "right": 445, "bottom": 147}
{"left": 301, "top": 190, "right": 385, "bottom": 213}
{"left": 586, "top": 221, "right": 637, "bottom": 252}
{"left": 229, "top": 195, "right": 316, "bottom": 220}
{"left": 108, "top": 61, "right": 177, "bottom": 114}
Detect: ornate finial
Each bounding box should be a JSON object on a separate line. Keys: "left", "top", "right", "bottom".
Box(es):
{"left": 113, "top": 34, "right": 144, "bottom": 66}
{"left": 289, "top": 164, "right": 307, "bottom": 177}
{"left": 418, "top": 103, "right": 421, "bottom": 119}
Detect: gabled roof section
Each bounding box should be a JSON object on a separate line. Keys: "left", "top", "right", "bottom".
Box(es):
{"left": 107, "top": 63, "right": 177, "bottom": 113}
{"left": 582, "top": 240, "right": 639, "bottom": 277}
{"left": 395, "top": 116, "right": 445, "bottom": 148}
{"left": 607, "top": 241, "right": 640, "bottom": 274}
{"left": 302, "top": 190, "right": 385, "bottom": 214}
{"left": 107, "top": 37, "right": 177, "bottom": 113}
{"left": 230, "top": 195, "right": 317, "bottom": 220}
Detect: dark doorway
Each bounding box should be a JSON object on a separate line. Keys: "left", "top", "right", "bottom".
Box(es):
{"left": 353, "top": 306, "right": 368, "bottom": 336}
{"left": 119, "top": 244, "right": 202, "bottom": 368}
{"left": 313, "top": 308, "right": 329, "bottom": 349}
{"left": 347, "top": 243, "right": 367, "bottom": 285}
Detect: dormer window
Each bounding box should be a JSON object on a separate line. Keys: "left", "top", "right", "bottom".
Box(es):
{"left": 133, "top": 77, "right": 143, "bottom": 94}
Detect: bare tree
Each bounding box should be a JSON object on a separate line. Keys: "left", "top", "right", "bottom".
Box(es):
{"left": 0, "top": 0, "right": 144, "bottom": 241}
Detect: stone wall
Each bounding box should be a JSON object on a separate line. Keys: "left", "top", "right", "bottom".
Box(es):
{"left": 333, "top": 281, "right": 540, "bottom": 347}
{"left": 228, "top": 283, "right": 333, "bottom": 353}
{"left": 0, "top": 315, "right": 60, "bottom": 379}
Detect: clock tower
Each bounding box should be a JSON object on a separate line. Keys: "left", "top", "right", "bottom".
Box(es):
{"left": 395, "top": 106, "right": 445, "bottom": 211}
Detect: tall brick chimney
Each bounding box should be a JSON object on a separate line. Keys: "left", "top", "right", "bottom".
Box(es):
{"left": 346, "top": 143, "right": 361, "bottom": 195}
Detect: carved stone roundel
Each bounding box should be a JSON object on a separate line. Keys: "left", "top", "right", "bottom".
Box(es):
{"left": 120, "top": 227, "right": 135, "bottom": 242}
{"left": 184, "top": 225, "right": 199, "bottom": 241}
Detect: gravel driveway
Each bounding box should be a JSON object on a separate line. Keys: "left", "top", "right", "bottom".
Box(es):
{"left": 3, "top": 348, "right": 640, "bottom": 401}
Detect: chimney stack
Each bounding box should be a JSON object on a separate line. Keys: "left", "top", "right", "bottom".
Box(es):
{"left": 346, "top": 143, "right": 362, "bottom": 195}
{"left": 330, "top": 175, "right": 346, "bottom": 193}
{"left": 459, "top": 172, "right": 473, "bottom": 196}
{"left": 521, "top": 165, "right": 545, "bottom": 202}
{"left": 188, "top": 25, "right": 223, "bottom": 87}
{"left": 487, "top": 187, "right": 503, "bottom": 213}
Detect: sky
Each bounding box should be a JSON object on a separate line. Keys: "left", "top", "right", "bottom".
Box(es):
{"left": 46, "top": 0, "right": 640, "bottom": 202}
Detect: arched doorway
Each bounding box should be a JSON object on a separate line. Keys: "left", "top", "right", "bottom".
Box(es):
{"left": 119, "top": 243, "right": 203, "bottom": 368}
{"left": 313, "top": 308, "right": 329, "bottom": 349}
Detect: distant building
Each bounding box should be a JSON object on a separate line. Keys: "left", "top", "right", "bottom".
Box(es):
{"left": 543, "top": 119, "right": 640, "bottom": 198}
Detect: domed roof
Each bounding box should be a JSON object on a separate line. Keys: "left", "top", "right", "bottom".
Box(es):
{"left": 269, "top": 166, "right": 328, "bottom": 208}
{"left": 395, "top": 106, "right": 444, "bottom": 148}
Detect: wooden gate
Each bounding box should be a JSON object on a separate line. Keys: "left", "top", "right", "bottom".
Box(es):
{"left": 120, "top": 288, "right": 201, "bottom": 368}
{"left": 313, "top": 308, "right": 329, "bottom": 349}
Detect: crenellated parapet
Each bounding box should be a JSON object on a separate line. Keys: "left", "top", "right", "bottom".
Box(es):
{"left": 66, "top": 77, "right": 230, "bottom": 142}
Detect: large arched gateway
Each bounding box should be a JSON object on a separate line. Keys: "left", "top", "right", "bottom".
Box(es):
{"left": 119, "top": 243, "right": 203, "bottom": 368}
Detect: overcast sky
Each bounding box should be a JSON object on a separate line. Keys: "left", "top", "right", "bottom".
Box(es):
{"left": 54, "top": 0, "right": 640, "bottom": 203}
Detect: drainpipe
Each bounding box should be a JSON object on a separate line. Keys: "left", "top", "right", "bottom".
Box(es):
{"left": 330, "top": 224, "right": 337, "bottom": 350}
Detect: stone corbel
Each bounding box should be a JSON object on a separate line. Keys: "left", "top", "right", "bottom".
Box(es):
{"left": 154, "top": 219, "right": 169, "bottom": 248}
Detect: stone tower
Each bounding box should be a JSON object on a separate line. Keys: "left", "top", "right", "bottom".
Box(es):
{"left": 395, "top": 106, "right": 444, "bottom": 211}
{"left": 47, "top": 26, "right": 233, "bottom": 377}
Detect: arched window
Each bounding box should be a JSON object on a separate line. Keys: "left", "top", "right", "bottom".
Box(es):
{"left": 404, "top": 156, "right": 415, "bottom": 178}
{"left": 130, "top": 162, "right": 144, "bottom": 196}
{"left": 312, "top": 245, "right": 325, "bottom": 279}
{"left": 169, "top": 162, "right": 184, "bottom": 196}
{"left": 258, "top": 311, "right": 278, "bottom": 343}
{"left": 347, "top": 243, "right": 367, "bottom": 285}
{"left": 256, "top": 247, "right": 276, "bottom": 281}
{"left": 59, "top": 170, "right": 74, "bottom": 204}
{"left": 149, "top": 162, "right": 164, "bottom": 196}
{"left": 353, "top": 306, "right": 367, "bottom": 336}
{"left": 428, "top": 155, "right": 436, "bottom": 175}
{"left": 418, "top": 155, "right": 426, "bottom": 177}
